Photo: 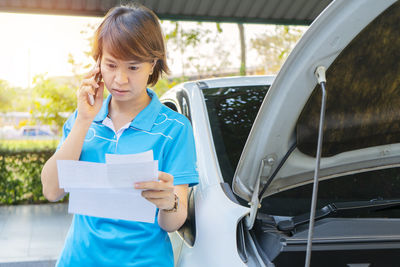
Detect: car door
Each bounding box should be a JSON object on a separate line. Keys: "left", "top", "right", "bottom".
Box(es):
{"left": 161, "top": 87, "right": 197, "bottom": 265}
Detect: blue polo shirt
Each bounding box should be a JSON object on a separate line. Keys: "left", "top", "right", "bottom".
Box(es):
{"left": 56, "top": 89, "right": 198, "bottom": 267}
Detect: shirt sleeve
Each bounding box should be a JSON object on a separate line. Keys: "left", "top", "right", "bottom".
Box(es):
{"left": 56, "top": 111, "right": 77, "bottom": 151}
{"left": 161, "top": 117, "right": 199, "bottom": 187}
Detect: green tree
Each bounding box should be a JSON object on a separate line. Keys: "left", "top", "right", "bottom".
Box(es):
{"left": 164, "top": 21, "right": 232, "bottom": 79}
{"left": 0, "top": 80, "right": 30, "bottom": 113}
{"left": 251, "top": 25, "right": 306, "bottom": 74}
{"left": 152, "top": 76, "right": 189, "bottom": 97}
{"left": 29, "top": 22, "right": 98, "bottom": 132}
{"left": 165, "top": 21, "right": 210, "bottom": 77}
{"left": 11, "top": 88, "right": 31, "bottom": 112}
{"left": 31, "top": 74, "right": 76, "bottom": 133}
{"left": 238, "top": 23, "right": 246, "bottom": 76}
{"left": 0, "top": 80, "right": 16, "bottom": 112}
{"left": 0, "top": 80, "right": 13, "bottom": 112}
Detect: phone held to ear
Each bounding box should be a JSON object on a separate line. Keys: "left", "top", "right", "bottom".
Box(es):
{"left": 89, "top": 59, "right": 102, "bottom": 106}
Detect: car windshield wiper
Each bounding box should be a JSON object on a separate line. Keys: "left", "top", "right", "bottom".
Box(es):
{"left": 277, "top": 199, "right": 400, "bottom": 233}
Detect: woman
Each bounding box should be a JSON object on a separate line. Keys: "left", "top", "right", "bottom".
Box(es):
{"left": 41, "top": 3, "right": 198, "bottom": 266}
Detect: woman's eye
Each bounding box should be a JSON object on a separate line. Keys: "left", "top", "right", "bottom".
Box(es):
{"left": 107, "top": 64, "right": 116, "bottom": 68}
{"left": 129, "top": 66, "right": 139, "bottom": 71}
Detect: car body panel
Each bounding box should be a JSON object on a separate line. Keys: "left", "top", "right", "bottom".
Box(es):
{"left": 162, "top": 81, "right": 223, "bottom": 188}
{"left": 161, "top": 76, "right": 275, "bottom": 266}
{"left": 161, "top": 0, "right": 400, "bottom": 265}
{"left": 177, "top": 184, "right": 249, "bottom": 267}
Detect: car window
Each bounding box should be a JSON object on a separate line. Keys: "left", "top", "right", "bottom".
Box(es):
{"left": 23, "top": 129, "right": 35, "bottom": 136}
{"left": 38, "top": 130, "right": 50, "bottom": 135}
{"left": 202, "top": 85, "right": 270, "bottom": 185}
{"left": 163, "top": 102, "right": 178, "bottom": 112}
{"left": 260, "top": 166, "right": 400, "bottom": 218}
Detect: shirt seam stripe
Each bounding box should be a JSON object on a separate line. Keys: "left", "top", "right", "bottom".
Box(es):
{"left": 129, "top": 126, "right": 173, "bottom": 140}
{"left": 154, "top": 113, "right": 185, "bottom": 126}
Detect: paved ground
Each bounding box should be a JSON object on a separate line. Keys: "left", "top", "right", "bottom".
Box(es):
{"left": 0, "top": 203, "right": 181, "bottom": 267}
{"left": 0, "top": 203, "right": 72, "bottom": 267}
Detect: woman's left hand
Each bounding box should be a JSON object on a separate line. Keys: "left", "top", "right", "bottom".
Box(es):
{"left": 135, "top": 171, "right": 176, "bottom": 210}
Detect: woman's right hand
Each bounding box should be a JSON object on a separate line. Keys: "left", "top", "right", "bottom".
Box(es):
{"left": 76, "top": 66, "right": 104, "bottom": 122}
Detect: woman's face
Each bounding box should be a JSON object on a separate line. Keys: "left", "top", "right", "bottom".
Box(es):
{"left": 100, "top": 48, "right": 154, "bottom": 103}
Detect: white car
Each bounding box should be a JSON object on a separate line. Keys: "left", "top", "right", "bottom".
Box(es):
{"left": 161, "top": 0, "right": 400, "bottom": 266}
{"left": 19, "top": 126, "right": 56, "bottom": 139}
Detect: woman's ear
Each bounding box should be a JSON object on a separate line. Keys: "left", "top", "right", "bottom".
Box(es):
{"left": 150, "top": 59, "right": 157, "bottom": 75}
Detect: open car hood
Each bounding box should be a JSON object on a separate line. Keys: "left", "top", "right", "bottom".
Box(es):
{"left": 233, "top": 0, "right": 400, "bottom": 202}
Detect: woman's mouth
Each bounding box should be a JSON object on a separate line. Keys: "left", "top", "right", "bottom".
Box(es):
{"left": 112, "top": 88, "right": 129, "bottom": 96}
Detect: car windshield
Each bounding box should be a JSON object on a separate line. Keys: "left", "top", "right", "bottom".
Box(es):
{"left": 202, "top": 85, "right": 270, "bottom": 184}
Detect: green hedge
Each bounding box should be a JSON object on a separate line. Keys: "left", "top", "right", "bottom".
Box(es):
{"left": 0, "top": 146, "right": 67, "bottom": 205}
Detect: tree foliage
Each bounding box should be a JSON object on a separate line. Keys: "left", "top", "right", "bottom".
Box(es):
{"left": 0, "top": 80, "right": 30, "bottom": 113}
{"left": 164, "top": 21, "right": 233, "bottom": 78}
{"left": 152, "top": 76, "right": 189, "bottom": 97}
{"left": 251, "top": 25, "right": 306, "bottom": 74}
{"left": 31, "top": 74, "right": 77, "bottom": 132}
{"left": 28, "top": 22, "right": 96, "bottom": 132}
{"left": 0, "top": 80, "right": 14, "bottom": 112}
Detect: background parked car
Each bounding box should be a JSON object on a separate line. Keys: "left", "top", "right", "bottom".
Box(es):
{"left": 20, "top": 126, "right": 55, "bottom": 138}
{"left": 161, "top": 0, "right": 400, "bottom": 266}
{"left": 0, "top": 125, "right": 56, "bottom": 139}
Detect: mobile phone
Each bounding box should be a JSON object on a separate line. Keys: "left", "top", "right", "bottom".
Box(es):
{"left": 89, "top": 58, "right": 102, "bottom": 106}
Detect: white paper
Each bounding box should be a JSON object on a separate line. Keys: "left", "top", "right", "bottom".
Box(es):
{"left": 105, "top": 150, "right": 153, "bottom": 164}
{"left": 56, "top": 150, "right": 158, "bottom": 223}
{"left": 57, "top": 160, "right": 158, "bottom": 190}
{"left": 57, "top": 161, "right": 106, "bottom": 189}
{"left": 68, "top": 189, "right": 156, "bottom": 223}
{"left": 106, "top": 161, "right": 158, "bottom": 186}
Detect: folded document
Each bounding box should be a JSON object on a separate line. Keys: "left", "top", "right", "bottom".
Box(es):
{"left": 57, "top": 151, "right": 158, "bottom": 223}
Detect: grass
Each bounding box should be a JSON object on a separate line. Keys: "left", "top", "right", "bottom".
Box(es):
{"left": 0, "top": 139, "right": 58, "bottom": 150}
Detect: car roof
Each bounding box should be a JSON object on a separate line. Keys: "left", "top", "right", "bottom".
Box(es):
{"left": 181, "top": 75, "right": 275, "bottom": 89}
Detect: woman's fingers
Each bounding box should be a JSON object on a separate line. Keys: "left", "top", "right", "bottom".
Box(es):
{"left": 136, "top": 172, "right": 175, "bottom": 210}
{"left": 80, "top": 66, "right": 101, "bottom": 99}
{"left": 158, "top": 171, "right": 173, "bottom": 183}
{"left": 82, "top": 79, "right": 100, "bottom": 92}
{"left": 79, "top": 85, "right": 94, "bottom": 96}
{"left": 75, "top": 67, "right": 103, "bottom": 121}
{"left": 141, "top": 190, "right": 175, "bottom": 210}
{"left": 83, "top": 67, "right": 100, "bottom": 79}
{"left": 135, "top": 172, "right": 174, "bottom": 190}
{"left": 141, "top": 190, "right": 172, "bottom": 199}
{"left": 135, "top": 181, "right": 173, "bottom": 191}
{"left": 78, "top": 78, "right": 101, "bottom": 103}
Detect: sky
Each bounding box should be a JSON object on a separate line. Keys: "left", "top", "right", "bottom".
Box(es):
{"left": 0, "top": 12, "right": 101, "bottom": 88}
{"left": 0, "top": 12, "right": 280, "bottom": 88}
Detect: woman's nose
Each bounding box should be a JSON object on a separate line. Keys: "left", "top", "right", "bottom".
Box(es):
{"left": 115, "top": 69, "right": 128, "bottom": 84}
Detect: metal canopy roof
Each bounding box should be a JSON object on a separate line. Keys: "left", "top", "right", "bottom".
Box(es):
{"left": 0, "top": 0, "right": 333, "bottom": 25}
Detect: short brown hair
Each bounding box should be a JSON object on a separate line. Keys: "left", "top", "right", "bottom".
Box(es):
{"left": 92, "top": 3, "right": 169, "bottom": 86}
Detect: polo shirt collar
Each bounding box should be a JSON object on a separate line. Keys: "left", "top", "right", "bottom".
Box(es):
{"left": 93, "top": 89, "right": 162, "bottom": 132}
{"left": 93, "top": 94, "right": 111, "bottom": 122}
{"left": 131, "top": 89, "right": 162, "bottom": 131}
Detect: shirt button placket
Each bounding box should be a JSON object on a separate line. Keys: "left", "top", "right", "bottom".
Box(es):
{"left": 114, "top": 134, "right": 118, "bottom": 153}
